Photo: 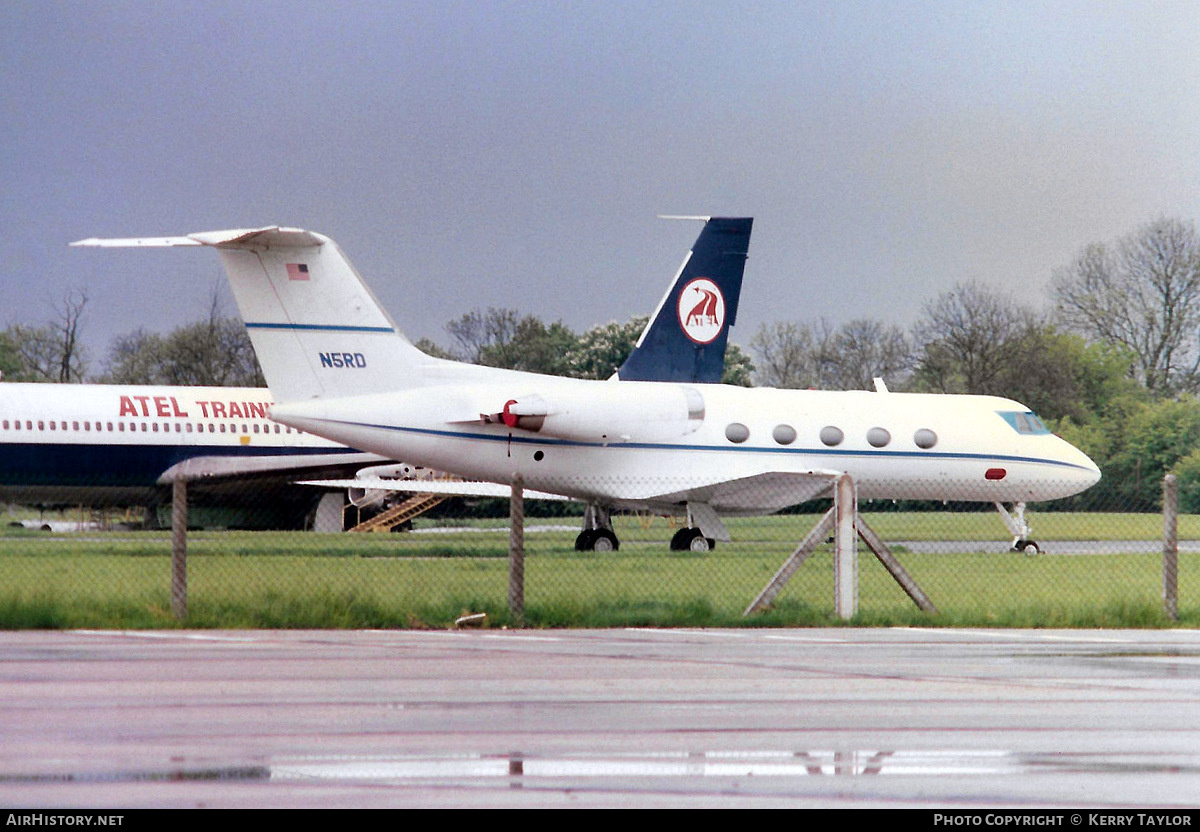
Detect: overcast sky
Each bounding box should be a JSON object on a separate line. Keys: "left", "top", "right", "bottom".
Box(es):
{"left": 4, "top": 1, "right": 1200, "bottom": 369}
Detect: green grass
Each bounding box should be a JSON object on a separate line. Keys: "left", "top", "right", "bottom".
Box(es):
{"left": 0, "top": 512, "right": 1194, "bottom": 630}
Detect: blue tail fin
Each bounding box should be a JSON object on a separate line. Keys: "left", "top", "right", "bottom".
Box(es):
{"left": 617, "top": 217, "right": 752, "bottom": 384}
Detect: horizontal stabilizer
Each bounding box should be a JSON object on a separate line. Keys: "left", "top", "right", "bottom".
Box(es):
{"left": 298, "top": 477, "right": 571, "bottom": 501}
{"left": 71, "top": 227, "right": 324, "bottom": 250}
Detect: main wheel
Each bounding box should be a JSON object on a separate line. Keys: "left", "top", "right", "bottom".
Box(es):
{"left": 577, "top": 528, "right": 619, "bottom": 551}
{"left": 591, "top": 529, "right": 619, "bottom": 551}
{"left": 670, "top": 527, "right": 701, "bottom": 550}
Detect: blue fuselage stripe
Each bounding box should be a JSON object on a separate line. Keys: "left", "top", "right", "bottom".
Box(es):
{"left": 245, "top": 322, "right": 395, "bottom": 333}
{"left": 311, "top": 418, "right": 1094, "bottom": 473}
{"left": 0, "top": 443, "right": 362, "bottom": 487}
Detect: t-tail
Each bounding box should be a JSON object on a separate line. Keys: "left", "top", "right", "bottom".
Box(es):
{"left": 616, "top": 216, "right": 752, "bottom": 384}
{"left": 72, "top": 227, "right": 430, "bottom": 402}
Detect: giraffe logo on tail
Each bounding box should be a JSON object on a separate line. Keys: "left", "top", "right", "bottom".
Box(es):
{"left": 677, "top": 277, "right": 726, "bottom": 345}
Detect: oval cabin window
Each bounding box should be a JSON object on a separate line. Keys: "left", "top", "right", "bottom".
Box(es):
{"left": 820, "top": 426, "right": 844, "bottom": 447}
{"left": 725, "top": 423, "right": 750, "bottom": 443}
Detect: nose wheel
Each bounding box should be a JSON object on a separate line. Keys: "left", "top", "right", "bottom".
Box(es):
{"left": 996, "top": 501, "right": 1042, "bottom": 556}
{"left": 1012, "top": 538, "right": 1041, "bottom": 556}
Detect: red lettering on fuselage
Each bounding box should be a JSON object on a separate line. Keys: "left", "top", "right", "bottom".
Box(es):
{"left": 117, "top": 396, "right": 270, "bottom": 421}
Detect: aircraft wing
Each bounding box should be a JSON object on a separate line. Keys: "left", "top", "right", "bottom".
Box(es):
{"left": 157, "top": 452, "right": 385, "bottom": 485}
{"left": 297, "top": 477, "right": 571, "bottom": 501}
{"left": 304, "top": 470, "right": 839, "bottom": 512}
{"left": 638, "top": 470, "right": 840, "bottom": 515}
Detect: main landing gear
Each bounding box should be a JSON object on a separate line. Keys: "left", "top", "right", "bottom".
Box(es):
{"left": 575, "top": 504, "right": 619, "bottom": 551}
{"left": 574, "top": 503, "right": 721, "bottom": 552}
{"left": 669, "top": 526, "right": 716, "bottom": 552}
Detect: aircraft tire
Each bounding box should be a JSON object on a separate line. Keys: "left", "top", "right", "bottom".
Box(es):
{"left": 591, "top": 529, "right": 619, "bottom": 552}
{"left": 1013, "top": 539, "right": 1041, "bottom": 556}
{"left": 670, "top": 527, "right": 701, "bottom": 550}
{"left": 575, "top": 530, "right": 596, "bottom": 551}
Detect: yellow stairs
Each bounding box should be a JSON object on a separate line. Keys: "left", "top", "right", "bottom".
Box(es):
{"left": 346, "top": 473, "right": 464, "bottom": 532}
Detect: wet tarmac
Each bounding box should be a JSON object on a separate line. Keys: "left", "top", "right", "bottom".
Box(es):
{"left": 1, "top": 628, "right": 1199, "bottom": 807}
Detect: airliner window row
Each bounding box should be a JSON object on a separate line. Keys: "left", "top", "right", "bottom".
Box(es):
{"left": 1, "top": 419, "right": 304, "bottom": 436}
{"left": 725, "top": 422, "right": 939, "bottom": 450}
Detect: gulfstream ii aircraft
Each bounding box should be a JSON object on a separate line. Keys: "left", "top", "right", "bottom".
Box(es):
{"left": 5, "top": 219, "right": 749, "bottom": 531}
{"left": 74, "top": 218, "right": 1100, "bottom": 552}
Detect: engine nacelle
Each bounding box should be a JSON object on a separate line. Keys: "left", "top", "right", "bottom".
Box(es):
{"left": 484, "top": 385, "right": 705, "bottom": 444}
{"left": 354, "top": 463, "right": 416, "bottom": 480}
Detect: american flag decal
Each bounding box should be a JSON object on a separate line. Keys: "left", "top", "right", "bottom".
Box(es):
{"left": 286, "top": 263, "right": 310, "bottom": 281}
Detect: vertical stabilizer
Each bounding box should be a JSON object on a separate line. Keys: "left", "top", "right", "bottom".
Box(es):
{"left": 73, "top": 227, "right": 429, "bottom": 402}
{"left": 617, "top": 217, "right": 752, "bottom": 384}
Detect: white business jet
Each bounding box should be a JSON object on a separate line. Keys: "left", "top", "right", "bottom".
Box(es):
{"left": 73, "top": 220, "right": 1100, "bottom": 552}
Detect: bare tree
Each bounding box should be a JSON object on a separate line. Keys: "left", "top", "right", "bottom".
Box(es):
{"left": 913, "top": 282, "right": 1035, "bottom": 395}
{"left": 8, "top": 290, "right": 89, "bottom": 382}
{"left": 750, "top": 321, "right": 823, "bottom": 388}
{"left": 444, "top": 308, "right": 522, "bottom": 364}
{"left": 821, "top": 318, "right": 913, "bottom": 390}
{"left": 101, "top": 287, "right": 264, "bottom": 387}
{"left": 751, "top": 318, "right": 912, "bottom": 390}
{"left": 1052, "top": 218, "right": 1200, "bottom": 394}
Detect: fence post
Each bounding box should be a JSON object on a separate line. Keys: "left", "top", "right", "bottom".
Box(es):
{"left": 171, "top": 478, "right": 188, "bottom": 621}
{"left": 834, "top": 473, "right": 857, "bottom": 620}
{"left": 1163, "top": 474, "right": 1178, "bottom": 622}
{"left": 509, "top": 474, "right": 525, "bottom": 628}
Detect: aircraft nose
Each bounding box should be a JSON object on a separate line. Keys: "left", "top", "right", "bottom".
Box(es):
{"left": 1064, "top": 439, "right": 1102, "bottom": 491}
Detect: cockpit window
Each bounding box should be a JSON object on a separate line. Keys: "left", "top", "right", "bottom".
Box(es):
{"left": 998, "top": 411, "right": 1050, "bottom": 435}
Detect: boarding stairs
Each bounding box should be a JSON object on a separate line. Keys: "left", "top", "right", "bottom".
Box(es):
{"left": 346, "top": 473, "right": 459, "bottom": 533}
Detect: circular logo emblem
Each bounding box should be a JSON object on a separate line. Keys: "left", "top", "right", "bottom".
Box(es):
{"left": 677, "top": 278, "right": 726, "bottom": 344}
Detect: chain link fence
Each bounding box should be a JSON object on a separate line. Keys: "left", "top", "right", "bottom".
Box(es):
{"left": 0, "top": 474, "right": 1192, "bottom": 629}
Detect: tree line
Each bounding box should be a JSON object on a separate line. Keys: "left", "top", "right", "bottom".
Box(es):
{"left": 6, "top": 218, "right": 1200, "bottom": 511}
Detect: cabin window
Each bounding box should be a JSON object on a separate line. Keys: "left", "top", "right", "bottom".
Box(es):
{"left": 772, "top": 424, "right": 796, "bottom": 445}
{"left": 914, "top": 428, "right": 938, "bottom": 449}
{"left": 819, "top": 426, "right": 843, "bottom": 447}
{"left": 2, "top": 420, "right": 8, "bottom": 430}
{"left": 725, "top": 423, "right": 750, "bottom": 443}
{"left": 49, "top": 421, "right": 56, "bottom": 431}
{"left": 867, "top": 427, "right": 891, "bottom": 448}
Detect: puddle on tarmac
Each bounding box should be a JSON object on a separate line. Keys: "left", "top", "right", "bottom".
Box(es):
{"left": 7, "top": 750, "right": 1199, "bottom": 784}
